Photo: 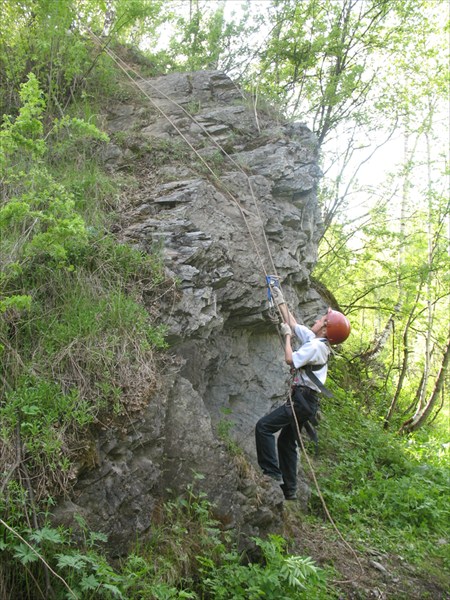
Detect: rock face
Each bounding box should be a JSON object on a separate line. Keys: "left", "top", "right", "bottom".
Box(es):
{"left": 53, "top": 71, "right": 326, "bottom": 550}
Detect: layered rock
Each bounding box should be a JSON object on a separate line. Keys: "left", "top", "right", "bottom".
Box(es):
{"left": 53, "top": 71, "right": 326, "bottom": 550}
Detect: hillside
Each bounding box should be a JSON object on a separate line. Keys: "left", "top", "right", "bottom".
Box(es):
{"left": 1, "top": 41, "right": 448, "bottom": 600}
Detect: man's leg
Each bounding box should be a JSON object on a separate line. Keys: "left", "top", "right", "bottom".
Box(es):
{"left": 277, "top": 421, "right": 299, "bottom": 499}
{"left": 255, "top": 404, "right": 292, "bottom": 481}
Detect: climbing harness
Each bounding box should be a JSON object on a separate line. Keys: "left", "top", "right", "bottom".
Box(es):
{"left": 288, "top": 381, "right": 320, "bottom": 452}
{"left": 302, "top": 420, "right": 319, "bottom": 453}
{"left": 303, "top": 362, "right": 333, "bottom": 398}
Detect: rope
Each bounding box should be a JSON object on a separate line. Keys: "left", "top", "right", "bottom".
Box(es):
{"left": 287, "top": 386, "right": 364, "bottom": 572}
{"left": 0, "top": 518, "right": 77, "bottom": 598}
{"left": 88, "top": 30, "right": 278, "bottom": 277}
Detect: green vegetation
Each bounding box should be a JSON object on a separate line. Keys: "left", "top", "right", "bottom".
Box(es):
{"left": 0, "top": 483, "right": 330, "bottom": 599}
{"left": 0, "top": 53, "right": 167, "bottom": 536}
{"left": 315, "top": 393, "right": 449, "bottom": 562}
{"left": 1, "top": 1, "right": 448, "bottom": 598}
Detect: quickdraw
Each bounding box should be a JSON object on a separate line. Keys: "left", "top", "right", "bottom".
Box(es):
{"left": 265, "top": 275, "right": 281, "bottom": 323}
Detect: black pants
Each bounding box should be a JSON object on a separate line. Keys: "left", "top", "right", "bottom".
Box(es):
{"left": 255, "top": 386, "right": 318, "bottom": 496}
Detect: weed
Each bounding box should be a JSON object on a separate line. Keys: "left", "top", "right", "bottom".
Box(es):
{"left": 216, "top": 408, "right": 243, "bottom": 456}
{"left": 120, "top": 484, "right": 326, "bottom": 599}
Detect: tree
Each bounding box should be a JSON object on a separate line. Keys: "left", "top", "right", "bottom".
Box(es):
{"left": 399, "top": 337, "right": 449, "bottom": 433}
{"left": 252, "top": 0, "right": 403, "bottom": 144}
{"left": 0, "top": 0, "right": 165, "bottom": 116}
{"left": 145, "top": 0, "right": 257, "bottom": 73}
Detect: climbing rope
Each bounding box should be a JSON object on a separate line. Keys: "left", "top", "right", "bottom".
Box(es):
{"left": 287, "top": 387, "right": 364, "bottom": 572}
{"left": 88, "top": 35, "right": 362, "bottom": 570}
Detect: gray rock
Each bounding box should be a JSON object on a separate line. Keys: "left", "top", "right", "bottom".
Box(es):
{"left": 53, "top": 70, "right": 328, "bottom": 552}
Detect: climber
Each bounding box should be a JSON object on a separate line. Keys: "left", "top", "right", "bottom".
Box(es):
{"left": 255, "top": 285, "right": 350, "bottom": 501}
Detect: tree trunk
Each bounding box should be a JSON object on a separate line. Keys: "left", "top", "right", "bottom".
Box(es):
{"left": 384, "top": 325, "right": 409, "bottom": 428}
{"left": 384, "top": 287, "right": 422, "bottom": 428}
{"left": 399, "top": 336, "right": 450, "bottom": 434}
{"left": 359, "top": 309, "right": 397, "bottom": 362}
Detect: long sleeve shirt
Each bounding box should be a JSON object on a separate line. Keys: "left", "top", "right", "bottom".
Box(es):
{"left": 291, "top": 324, "right": 330, "bottom": 393}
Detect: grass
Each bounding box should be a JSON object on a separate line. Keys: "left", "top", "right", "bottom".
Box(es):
{"left": 306, "top": 390, "right": 449, "bottom": 584}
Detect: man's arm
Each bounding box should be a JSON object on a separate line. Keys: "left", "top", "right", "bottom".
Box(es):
{"left": 271, "top": 286, "right": 298, "bottom": 328}
{"left": 284, "top": 331, "right": 294, "bottom": 365}
{"left": 280, "top": 323, "right": 294, "bottom": 365}
{"left": 278, "top": 304, "right": 298, "bottom": 329}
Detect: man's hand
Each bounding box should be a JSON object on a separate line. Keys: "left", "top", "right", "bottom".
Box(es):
{"left": 271, "top": 285, "right": 286, "bottom": 306}
{"left": 280, "top": 323, "right": 292, "bottom": 336}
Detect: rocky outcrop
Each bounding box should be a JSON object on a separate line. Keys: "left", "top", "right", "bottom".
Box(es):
{"left": 53, "top": 71, "right": 326, "bottom": 551}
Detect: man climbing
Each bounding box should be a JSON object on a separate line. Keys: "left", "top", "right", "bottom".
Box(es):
{"left": 255, "top": 285, "right": 350, "bottom": 500}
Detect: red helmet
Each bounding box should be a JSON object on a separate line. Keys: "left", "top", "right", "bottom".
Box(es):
{"left": 326, "top": 308, "right": 351, "bottom": 344}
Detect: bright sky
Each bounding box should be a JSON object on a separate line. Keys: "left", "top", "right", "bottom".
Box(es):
{"left": 146, "top": 0, "right": 449, "bottom": 227}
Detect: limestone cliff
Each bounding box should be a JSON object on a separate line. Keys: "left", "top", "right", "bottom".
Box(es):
{"left": 53, "top": 71, "right": 327, "bottom": 551}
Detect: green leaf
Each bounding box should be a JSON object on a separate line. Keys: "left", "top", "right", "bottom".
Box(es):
{"left": 0, "top": 295, "right": 32, "bottom": 313}
{"left": 102, "top": 583, "right": 125, "bottom": 598}
{"left": 88, "top": 531, "right": 108, "bottom": 545}
{"left": 30, "top": 526, "right": 64, "bottom": 545}
{"left": 80, "top": 574, "right": 99, "bottom": 591}
{"left": 56, "top": 553, "right": 87, "bottom": 570}
{"left": 13, "top": 543, "right": 39, "bottom": 565}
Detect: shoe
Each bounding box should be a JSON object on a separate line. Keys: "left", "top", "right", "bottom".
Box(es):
{"left": 263, "top": 473, "right": 283, "bottom": 484}
{"left": 280, "top": 482, "right": 297, "bottom": 500}
{"left": 283, "top": 492, "right": 297, "bottom": 501}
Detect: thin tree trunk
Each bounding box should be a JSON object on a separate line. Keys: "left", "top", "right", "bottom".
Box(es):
{"left": 384, "top": 118, "right": 414, "bottom": 428}
{"left": 359, "top": 309, "right": 397, "bottom": 362}
{"left": 418, "top": 125, "right": 434, "bottom": 408}
{"left": 399, "top": 337, "right": 450, "bottom": 433}
{"left": 384, "top": 325, "right": 409, "bottom": 428}
{"left": 384, "top": 288, "right": 422, "bottom": 428}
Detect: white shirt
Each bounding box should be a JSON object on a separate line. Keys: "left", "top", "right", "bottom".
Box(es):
{"left": 291, "top": 324, "right": 330, "bottom": 392}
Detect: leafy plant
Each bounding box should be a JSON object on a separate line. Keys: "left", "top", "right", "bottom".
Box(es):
{"left": 118, "top": 483, "right": 327, "bottom": 599}
{"left": 197, "top": 534, "right": 325, "bottom": 599}
{"left": 0, "top": 517, "right": 125, "bottom": 599}
{"left": 310, "top": 392, "right": 449, "bottom": 567}
{"left": 216, "top": 408, "right": 243, "bottom": 456}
